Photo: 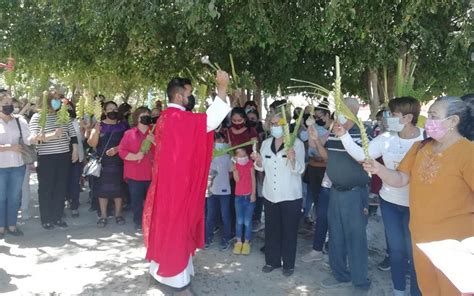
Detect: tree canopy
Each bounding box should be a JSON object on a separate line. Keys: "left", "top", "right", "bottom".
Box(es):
{"left": 0, "top": 0, "right": 472, "bottom": 108}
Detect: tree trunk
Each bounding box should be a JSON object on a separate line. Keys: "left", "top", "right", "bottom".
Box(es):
{"left": 367, "top": 68, "right": 380, "bottom": 119}
{"left": 254, "top": 79, "right": 262, "bottom": 114}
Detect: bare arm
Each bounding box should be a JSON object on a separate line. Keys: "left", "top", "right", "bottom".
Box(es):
{"left": 363, "top": 159, "right": 410, "bottom": 187}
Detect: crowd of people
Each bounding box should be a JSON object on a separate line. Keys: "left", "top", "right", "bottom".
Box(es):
{"left": 0, "top": 81, "right": 472, "bottom": 295}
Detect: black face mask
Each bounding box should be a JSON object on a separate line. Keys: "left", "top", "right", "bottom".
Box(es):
{"left": 1, "top": 104, "right": 14, "bottom": 116}
{"left": 151, "top": 116, "right": 159, "bottom": 124}
{"left": 139, "top": 115, "right": 152, "bottom": 125}
{"left": 106, "top": 111, "right": 118, "bottom": 120}
{"left": 248, "top": 121, "right": 257, "bottom": 128}
{"left": 185, "top": 95, "right": 196, "bottom": 111}
{"left": 316, "top": 119, "right": 326, "bottom": 126}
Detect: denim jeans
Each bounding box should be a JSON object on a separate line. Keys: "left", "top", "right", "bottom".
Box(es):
{"left": 205, "top": 194, "right": 231, "bottom": 244}
{"left": 235, "top": 195, "right": 255, "bottom": 242}
{"left": 312, "top": 187, "right": 330, "bottom": 251}
{"left": 0, "top": 165, "right": 26, "bottom": 227}
{"left": 67, "top": 162, "right": 83, "bottom": 210}
{"left": 127, "top": 179, "right": 150, "bottom": 227}
{"left": 303, "top": 183, "right": 314, "bottom": 218}
{"left": 380, "top": 198, "right": 421, "bottom": 295}
{"left": 328, "top": 186, "right": 370, "bottom": 288}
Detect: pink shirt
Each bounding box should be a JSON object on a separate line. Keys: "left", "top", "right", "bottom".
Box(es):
{"left": 235, "top": 160, "right": 253, "bottom": 196}
{"left": 118, "top": 127, "right": 154, "bottom": 181}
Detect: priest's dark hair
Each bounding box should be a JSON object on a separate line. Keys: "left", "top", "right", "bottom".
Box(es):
{"left": 181, "top": 78, "right": 192, "bottom": 87}
{"left": 167, "top": 77, "right": 186, "bottom": 101}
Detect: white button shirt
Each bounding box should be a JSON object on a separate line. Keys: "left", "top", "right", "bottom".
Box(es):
{"left": 255, "top": 137, "right": 305, "bottom": 203}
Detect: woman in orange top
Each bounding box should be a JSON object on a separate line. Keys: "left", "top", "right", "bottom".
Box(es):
{"left": 364, "top": 96, "right": 473, "bottom": 296}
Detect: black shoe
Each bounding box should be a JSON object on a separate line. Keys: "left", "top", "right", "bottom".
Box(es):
{"left": 377, "top": 256, "right": 391, "bottom": 271}
{"left": 260, "top": 245, "right": 266, "bottom": 253}
{"left": 213, "top": 226, "right": 220, "bottom": 234}
{"left": 282, "top": 268, "right": 294, "bottom": 277}
{"left": 88, "top": 206, "right": 97, "bottom": 212}
{"left": 42, "top": 223, "right": 54, "bottom": 230}
{"left": 7, "top": 228, "right": 24, "bottom": 236}
{"left": 54, "top": 219, "right": 68, "bottom": 228}
{"left": 262, "top": 265, "right": 280, "bottom": 273}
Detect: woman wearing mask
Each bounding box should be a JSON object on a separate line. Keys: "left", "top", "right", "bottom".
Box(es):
{"left": 88, "top": 101, "right": 129, "bottom": 228}
{"left": 301, "top": 104, "right": 333, "bottom": 262}
{"left": 335, "top": 97, "right": 424, "bottom": 296}
{"left": 225, "top": 107, "right": 258, "bottom": 155}
{"left": 118, "top": 107, "right": 155, "bottom": 231}
{"left": 252, "top": 112, "right": 306, "bottom": 276}
{"left": 363, "top": 97, "right": 473, "bottom": 295}
{"left": 29, "top": 91, "right": 79, "bottom": 230}
{"left": 0, "top": 89, "right": 31, "bottom": 238}
{"left": 64, "top": 100, "right": 86, "bottom": 218}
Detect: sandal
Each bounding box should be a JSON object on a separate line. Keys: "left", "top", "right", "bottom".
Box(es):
{"left": 97, "top": 218, "right": 107, "bottom": 228}
{"left": 115, "top": 216, "right": 125, "bottom": 225}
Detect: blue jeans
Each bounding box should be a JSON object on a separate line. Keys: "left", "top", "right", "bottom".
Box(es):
{"left": 67, "top": 162, "right": 83, "bottom": 210}
{"left": 312, "top": 187, "right": 330, "bottom": 251}
{"left": 205, "top": 194, "right": 231, "bottom": 244}
{"left": 127, "top": 179, "right": 150, "bottom": 227}
{"left": 328, "top": 186, "right": 370, "bottom": 288}
{"left": 303, "top": 183, "right": 314, "bottom": 218}
{"left": 235, "top": 195, "right": 255, "bottom": 242}
{"left": 0, "top": 165, "right": 26, "bottom": 227}
{"left": 380, "top": 199, "right": 421, "bottom": 295}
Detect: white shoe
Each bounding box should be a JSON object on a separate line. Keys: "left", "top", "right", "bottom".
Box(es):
{"left": 302, "top": 250, "right": 323, "bottom": 263}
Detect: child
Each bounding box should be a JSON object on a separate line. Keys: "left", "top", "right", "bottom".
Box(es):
{"left": 205, "top": 133, "right": 233, "bottom": 250}
{"left": 232, "top": 147, "right": 256, "bottom": 255}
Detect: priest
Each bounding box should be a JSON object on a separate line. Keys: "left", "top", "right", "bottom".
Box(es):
{"left": 143, "top": 70, "right": 231, "bottom": 294}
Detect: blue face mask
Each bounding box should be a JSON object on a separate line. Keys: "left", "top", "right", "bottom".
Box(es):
{"left": 299, "top": 130, "right": 309, "bottom": 142}
{"left": 271, "top": 126, "right": 284, "bottom": 138}
{"left": 51, "top": 99, "right": 61, "bottom": 111}
{"left": 214, "top": 143, "right": 228, "bottom": 150}
{"left": 337, "top": 114, "right": 347, "bottom": 125}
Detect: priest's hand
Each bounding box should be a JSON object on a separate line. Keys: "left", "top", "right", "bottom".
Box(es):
{"left": 216, "top": 70, "right": 229, "bottom": 101}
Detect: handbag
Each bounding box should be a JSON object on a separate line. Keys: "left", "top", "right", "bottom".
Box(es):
{"left": 14, "top": 117, "right": 37, "bottom": 165}
{"left": 82, "top": 131, "right": 114, "bottom": 177}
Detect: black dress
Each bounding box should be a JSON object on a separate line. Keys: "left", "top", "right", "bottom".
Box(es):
{"left": 93, "top": 121, "right": 128, "bottom": 199}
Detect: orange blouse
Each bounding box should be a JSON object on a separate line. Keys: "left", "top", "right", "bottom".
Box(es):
{"left": 398, "top": 138, "right": 474, "bottom": 242}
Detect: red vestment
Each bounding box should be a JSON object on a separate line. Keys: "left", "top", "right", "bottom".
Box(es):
{"left": 143, "top": 107, "right": 214, "bottom": 277}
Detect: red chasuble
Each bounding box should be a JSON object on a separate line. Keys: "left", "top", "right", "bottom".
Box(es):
{"left": 143, "top": 107, "right": 214, "bottom": 277}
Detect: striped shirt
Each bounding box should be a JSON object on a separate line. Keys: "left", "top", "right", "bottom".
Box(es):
{"left": 29, "top": 113, "right": 77, "bottom": 156}
{"left": 325, "top": 124, "right": 372, "bottom": 190}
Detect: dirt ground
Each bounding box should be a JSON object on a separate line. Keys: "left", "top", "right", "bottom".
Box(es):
{"left": 0, "top": 174, "right": 394, "bottom": 296}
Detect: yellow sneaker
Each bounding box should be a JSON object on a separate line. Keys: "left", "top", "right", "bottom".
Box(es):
{"left": 233, "top": 242, "right": 243, "bottom": 254}
{"left": 241, "top": 242, "right": 251, "bottom": 255}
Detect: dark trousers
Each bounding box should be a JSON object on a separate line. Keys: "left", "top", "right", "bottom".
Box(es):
{"left": 264, "top": 198, "right": 302, "bottom": 270}
{"left": 312, "top": 187, "right": 330, "bottom": 251}
{"left": 380, "top": 199, "right": 421, "bottom": 295}
{"left": 328, "top": 186, "right": 370, "bottom": 288}
{"left": 127, "top": 179, "right": 150, "bottom": 227}
{"left": 67, "top": 161, "right": 83, "bottom": 210}
{"left": 253, "top": 195, "right": 264, "bottom": 222}
{"left": 37, "top": 153, "right": 71, "bottom": 224}
{"left": 205, "top": 195, "right": 232, "bottom": 244}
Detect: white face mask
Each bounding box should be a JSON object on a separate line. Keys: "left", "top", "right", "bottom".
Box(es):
{"left": 337, "top": 114, "right": 347, "bottom": 125}
{"left": 387, "top": 117, "right": 405, "bottom": 132}
{"left": 270, "top": 126, "right": 284, "bottom": 138}
{"left": 236, "top": 156, "right": 249, "bottom": 165}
